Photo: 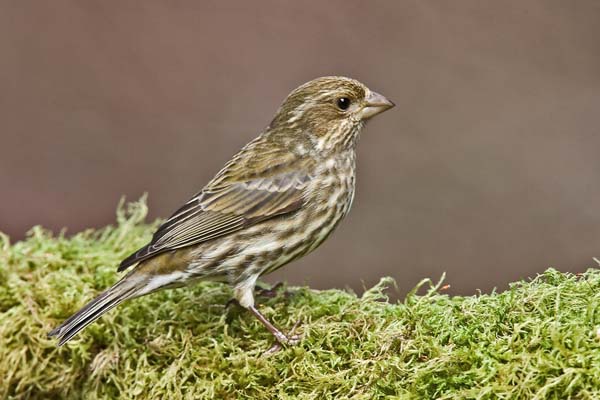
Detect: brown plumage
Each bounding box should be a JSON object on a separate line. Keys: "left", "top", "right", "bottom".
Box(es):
{"left": 48, "top": 76, "right": 394, "bottom": 347}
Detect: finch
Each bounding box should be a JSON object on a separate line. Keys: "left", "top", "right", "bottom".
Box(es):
{"left": 49, "top": 76, "right": 394, "bottom": 346}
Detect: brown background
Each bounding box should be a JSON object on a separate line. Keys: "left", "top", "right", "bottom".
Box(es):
{"left": 2, "top": 1, "right": 600, "bottom": 296}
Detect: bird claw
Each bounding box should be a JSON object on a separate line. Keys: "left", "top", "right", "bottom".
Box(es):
{"left": 262, "top": 319, "right": 302, "bottom": 356}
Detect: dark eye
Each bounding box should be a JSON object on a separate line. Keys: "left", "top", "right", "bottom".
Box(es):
{"left": 336, "top": 97, "right": 351, "bottom": 110}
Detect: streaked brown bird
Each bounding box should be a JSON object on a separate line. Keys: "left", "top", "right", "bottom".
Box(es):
{"left": 49, "top": 76, "right": 394, "bottom": 347}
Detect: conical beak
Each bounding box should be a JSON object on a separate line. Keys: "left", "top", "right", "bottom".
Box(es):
{"left": 360, "top": 91, "right": 395, "bottom": 120}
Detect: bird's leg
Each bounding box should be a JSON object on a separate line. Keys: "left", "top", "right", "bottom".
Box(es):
{"left": 247, "top": 305, "right": 300, "bottom": 345}
{"left": 234, "top": 278, "right": 301, "bottom": 350}
{"left": 249, "top": 305, "right": 302, "bottom": 355}
{"left": 225, "top": 298, "right": 301, "bottom": 349}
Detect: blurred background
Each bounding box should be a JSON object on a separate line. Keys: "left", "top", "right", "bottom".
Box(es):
{"left": 1, "top": 1, "right": 599, "bottom": 296}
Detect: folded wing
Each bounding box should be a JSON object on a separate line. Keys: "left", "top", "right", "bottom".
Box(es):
{"left": 118, "top": 141, "right": 313, "bottom": 272}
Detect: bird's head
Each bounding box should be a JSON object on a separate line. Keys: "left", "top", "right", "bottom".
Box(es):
{"left": 269, "top": 76, "right": 394, "bottom": 153}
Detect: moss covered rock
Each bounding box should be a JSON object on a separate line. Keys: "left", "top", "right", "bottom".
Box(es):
{"left": 2, "top": 199, "right": 600, "bottom": 399}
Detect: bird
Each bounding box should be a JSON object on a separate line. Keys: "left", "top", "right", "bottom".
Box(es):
{"left": 48, "top": 76, "right": 394, "bottom": 347}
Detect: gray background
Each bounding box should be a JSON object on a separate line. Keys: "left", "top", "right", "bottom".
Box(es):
{"left": 2, "top": 1, "right": 599, "bottom": 296}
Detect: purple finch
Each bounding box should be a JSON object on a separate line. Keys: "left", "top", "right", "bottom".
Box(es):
{"left": 49, "top": 76, "right": 394, "bottom": 346}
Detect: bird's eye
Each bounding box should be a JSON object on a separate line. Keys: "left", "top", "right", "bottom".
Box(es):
{"left": 336, "top": 97, "right": 351, "bottom": 110}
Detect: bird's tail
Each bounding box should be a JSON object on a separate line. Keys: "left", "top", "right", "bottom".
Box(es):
{"left": 48, "top": 274, "right": 144, "bottom": 346}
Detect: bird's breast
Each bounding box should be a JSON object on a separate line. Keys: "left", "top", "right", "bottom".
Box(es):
{"left": 310, "top": 153, "right": 356, "bottom": 214}
{"left": 297, "top": 153, "right": 357, "bottom": 246}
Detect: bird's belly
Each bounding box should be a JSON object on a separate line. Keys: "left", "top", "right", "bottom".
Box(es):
{"left": 240, "top": 176, "right": 354, "bottom": 276}
{"left": 222, "top": 210, "right": 342, "bottom": 279}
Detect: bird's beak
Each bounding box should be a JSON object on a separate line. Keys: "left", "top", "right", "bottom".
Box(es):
{"left": 360, "top": 91, "right": 395, "bottom": 120}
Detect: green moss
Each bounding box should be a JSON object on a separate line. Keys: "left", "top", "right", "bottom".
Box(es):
{"left": 1, "top": 198, "right": 600, "bottom": 399}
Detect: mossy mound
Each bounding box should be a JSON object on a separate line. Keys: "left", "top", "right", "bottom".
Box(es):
{"left": 1, "top": 199, "right": 600, "bottom": 399}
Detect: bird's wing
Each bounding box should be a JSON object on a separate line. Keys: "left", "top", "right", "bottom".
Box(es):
{"left": 118, "top": 139, "right": 314, "bottom": 271}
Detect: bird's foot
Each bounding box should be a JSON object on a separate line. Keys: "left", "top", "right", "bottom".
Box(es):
{"left": 256, "top": 281, "right": 297, "bottom": 300}
{"left": 225, "top": 298, "right": 239, "bottom": 309}
{"left": 255, "top": 281, "right": 285, "bottom": 298}
{"left": 263, "top": 319, "right": 302, "bottom": 356}
{"left": 226, "top": 282, "right": 285, "bottom": 308}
